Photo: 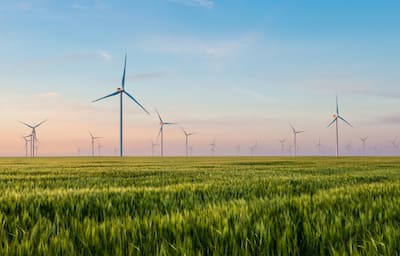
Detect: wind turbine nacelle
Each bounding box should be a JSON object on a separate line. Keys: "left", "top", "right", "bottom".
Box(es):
{"left": 117, "top": 87, "right": 122, "bottom": 91}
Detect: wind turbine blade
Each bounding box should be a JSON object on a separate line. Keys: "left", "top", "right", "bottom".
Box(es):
{"left": 327, "top": 117, "right": 337, "bottom": 128}
{"left": 123, "top": 91, "right": 150, "bottom": 115}
{"left": 180, "top": 127, "right": 188, "bottom": 135}
{"left": 19, "top": 121, "right": 34, "bottom": 129}
{"left": 92, "top": 91, "right": 120, "bottom": 103}
{"left": 156, "top": 126, "right": 162, "bottom": 141}
{"left": 89, "top": 131, "right": 94, "bottom": 139}
{"left": 338, "top": 116, "right": 353, "bottom": 127}
{"left": 289, "top": 123, "right": 295, "bottom": 133}
{"left": 122, "top": 54, "right": 127, "bottom": 90}
{"left": 296, "top": 131, "right": 305, "bottom": 134}
{"left": 155, "top": 108, "right": 163, "bottom": 123}
{"left": 34, "top": 119, "right": 47, "bottom": 128}
{"left": 164, "top": 122, "right": 177, "bottom": 125}
{"left": 336, "top": 94, "right": 339, "bottom": 115}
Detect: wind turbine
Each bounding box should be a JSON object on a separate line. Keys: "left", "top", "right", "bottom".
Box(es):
{"left": 21, "top": 135, "right": 32, "bottom": 157}
{"left": 89, "top": 131, "right": 102, "bottom": 157}
{"left": 209, "top": 140, "right": 217, "bottom": 156}
{"left": 278, "top": 139, "right": 286, "bottom": 154}
{"left": 389, "top": 137, "right": 399, "bottom": 151}
{"left": 236, "top": 145, "right": 241, "bottom": 156}
{"left": 97, "top": 144, "right": 104, "bottom": 156}
{"left": 345, "top": 141, "right": 352, "bottom": 154}
{"left": 92, "top": 54, "right": 150, "bottom": 157}
{"left": 19, "top": 119, "right": 47, "bottom": 157}
{"left": 151, "top": 140, "right": 158, "bottom": 157}
{"left": 181, "top": 128, "right": 196, "bottom": 157}
{"left": 359, "top": 136, "right": 368, "bottom": 155}
{"left": 250, "top": 141, "right": 258, "bottom": 156}
{"left": 155, "top": 109, "right": 176, "bottom": 157}
{"left": 316, "top": 139, "right": 323, "bottom": 155}
{"left": 327, "top": 95, "right": 353, "bottom": 157}
{"left": 289, "top": 123, "right": 304, "bottom": 157}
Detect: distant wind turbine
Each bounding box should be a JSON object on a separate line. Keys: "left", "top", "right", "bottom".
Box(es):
{"left": 250, "top": 141, "right": 258, "bottom": 156}
{"left": 21, "top": 135, "right": 32, "bottom": 157}
{"left": 345, "top": 141, "right": 352, "bottom": 154}
{"left": 97, "top": 144, "right": 104, "bottom": 156}
{"left": 181, "top": 128, "right": 196, "bottom": 157}
{"left": 289, "top": 123, "right": 304, "bottom": 157}
{"left": 151, "top": 140, "right": 158, "bottom": 157}
{"left": 155, "top": 109, "right": 176, "bottom": 157}
{"left": 19, "top": 119, "right": 47, "bottom": 157}
{"left": 389, "top": 137, "right": 399, "bottom": 151}
{"left": 359, "top": 136, "right": 368, "bottom": 155}
{"left": 236, "top": 145, "right": 241, "bottom": 156}
{"left": 92, "top": 54, "right": 150, "bottom": 157}
{"left": 327, "top": 95, "right": 353, "bottom": 157}
{"left": 209, "top": 140, "right": 217, "bottom": 156}
{"left": 316, "top": 139, "right": 323, "bottom": 155}
{"left": 278, "top": 139, "right": 286, "bottom": 154}
{"left": 89, "top": 131, "right": 102, "bottom": 157}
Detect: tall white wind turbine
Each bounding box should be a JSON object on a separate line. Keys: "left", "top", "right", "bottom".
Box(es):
{"left": 289, "top": 123, "right": 304, "bottom": 157}
{"left": 19, "top": 119, "right": 47, "bottom": 157}
{"left": 327, "top": 96, "right": 353, "bottom": 157}
{"left": 181, "top": 128, "right": 196, "bottom": 157}
{"left": 89, "top": 131, "right": 102, "bottom": 157}
{"left": 92, "top": 54, "right": 150, "bottom": 157}
{"left": 155, "top": 109, "right": 176, "bottom": 157}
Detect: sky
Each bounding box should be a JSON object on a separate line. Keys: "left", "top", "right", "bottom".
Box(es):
{"left": 1, "top": 0, "right": 400, "bottom": 156}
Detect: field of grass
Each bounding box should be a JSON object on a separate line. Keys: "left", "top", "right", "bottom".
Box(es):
{"left": 0, "top": 157, "right": 399, "bottom": 255}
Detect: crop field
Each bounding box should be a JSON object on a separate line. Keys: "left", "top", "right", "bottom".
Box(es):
{"left": 0, "top": 157, "right": 399, "bottom": 255}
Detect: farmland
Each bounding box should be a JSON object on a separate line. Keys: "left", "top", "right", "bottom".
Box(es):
{"left": 0, "top": 157, "right": 399, "bottom": 255}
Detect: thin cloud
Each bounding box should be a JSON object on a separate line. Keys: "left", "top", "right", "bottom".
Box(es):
{"left": 169, "top": 0, "right": 214, "bottom": 8}
{"left": 71, "top": 0, "right": 107, "bottom": 10}
{"left": 35, "top": 92, "right": 59, "bottom": 99}
{"left": 369, "top": 114, "right": 400, "bottom": 125}
{"left": 137, "top": 34, "right": 255, "bottom": 58}
{"left": 127, "top": 72, "right": 165, "bottom": 81}
{"left": 99, "top": 51, "right": 113, "bottom": 61}
{"left": 17, "top": 2, "right": 33, "bottom": 11}
{"left": 71, "top": 4, "right": 88, "bottom": 9}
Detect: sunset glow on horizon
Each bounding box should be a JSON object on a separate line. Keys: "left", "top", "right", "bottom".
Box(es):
{"left": 1, "top": 0, "right": 400, "bottom": 156}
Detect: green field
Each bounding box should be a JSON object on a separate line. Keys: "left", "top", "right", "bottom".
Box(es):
{"left": 0, "top": 157, "right": 400, "bottom": 255}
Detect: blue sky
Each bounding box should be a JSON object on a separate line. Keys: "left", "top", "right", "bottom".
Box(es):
{"left": 1, "top": 0, "right": 400, "bottom": 156}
